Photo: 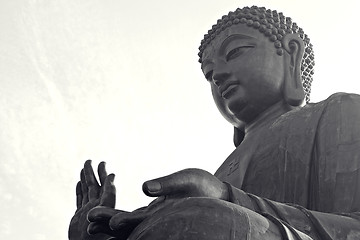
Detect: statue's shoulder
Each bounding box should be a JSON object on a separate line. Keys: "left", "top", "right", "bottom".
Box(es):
{"left": 307, "top": 92, "right": 360, "bottom": 113}
{"left": 306, "top": 92, "right": 360, "bottom": 144}
{"left": 275, "top": 93, "right": 359, "bottom": 126}
{"left": 276, "top": 92, "right": 360, "bottom": 135}
{"left": 317, "top": 92, "right": 360, "bottom": 106}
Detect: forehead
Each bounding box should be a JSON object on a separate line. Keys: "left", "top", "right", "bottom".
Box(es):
{"left": 201, "top": 24, "right": 265, "bottom": 61}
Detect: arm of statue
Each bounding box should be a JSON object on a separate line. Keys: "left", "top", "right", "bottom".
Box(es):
{"left": 69, "top": 160, "right": 123, "bottom": 240}
{"left": 94, "top": 169, "right": 308, "bottom": 239}
{"left": 226, "top": 184, "right": 360, "bottom": 240}
{"left": 100, "top": 168, "right": 360, "bottom": 240}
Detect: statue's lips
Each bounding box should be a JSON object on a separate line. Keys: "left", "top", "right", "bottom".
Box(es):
{"left": 220, "top": 83, "right": 239, "bottom": 99}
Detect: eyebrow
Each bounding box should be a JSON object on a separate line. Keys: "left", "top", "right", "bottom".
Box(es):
{"left": 201, "top": 34, "right": 256, "bottom": 69}
{"left": 219, "top": 34, "right": 256, "bottom": 55}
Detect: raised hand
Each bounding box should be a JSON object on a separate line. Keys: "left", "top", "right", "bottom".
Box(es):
{"left": 102, "top": 168, "right": 229, "bottom": 239}
{"left": 69, "top": 160, "right": 120, "bottom": 240}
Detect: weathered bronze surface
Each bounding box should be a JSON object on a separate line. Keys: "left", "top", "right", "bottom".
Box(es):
{"left": 69, "top": 6, "right": 360, "bottom": 240}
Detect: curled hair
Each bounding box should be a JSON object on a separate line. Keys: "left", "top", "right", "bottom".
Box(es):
{"left": 198, "top": 6, "right": 314, "bottom": 102}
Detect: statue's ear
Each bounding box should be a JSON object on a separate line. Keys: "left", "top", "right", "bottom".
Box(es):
{"left": 233, "top": 126, "right": 245, "bottom": 147}
{"left": 281, "top": 34, "right": 305, "bottom": 106}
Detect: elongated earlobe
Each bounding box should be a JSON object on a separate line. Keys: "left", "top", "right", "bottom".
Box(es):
{"left": 281, "top": 34, "right": 305, "bottom": 106}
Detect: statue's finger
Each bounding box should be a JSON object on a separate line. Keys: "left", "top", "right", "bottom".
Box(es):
{"left": 76, "top": 181, "right": 82, "bottom": 210}
{"left": 84, "top": 160, "right": 100, "bottom": 201}
{"left": 88, "top": 206, "right": 125, "bottom": 222}
{"left": 142, "top": 168, "right": 213, "bottom": 198}
{"left": 88, "top": 222, "right": 132, "bottom": 240}
{"left": 142, "top": 179, "right": 164, "bottom": 197}
{"left": 100, "top": 174, "right": 116, "bottom": 208}
{"left": 142, "top": 169, "right": 198, "bottom": 197}
{"left": 87, "top": 222, "right": 113, "bottom": 236}
{"left": 98, "top": 161, "right": 108, "bottom": 186}
{"left": 80, "top": 169, "right": 89, "bottom": 205}
{"left": 109, "top": 211, "right": 147, "bottom": 231}
{"left": 84, "top": 160, "right": 99, "bottom": 186}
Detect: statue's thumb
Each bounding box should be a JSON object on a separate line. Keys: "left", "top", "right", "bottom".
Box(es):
{"left": 143, "top": 170, "right": 192, "bottom": 197}
{"left": 142, "top": 180, "right": 163, "bottom": 197}
{"left": 142, "top": 174, "right": 179, "bottom": 197}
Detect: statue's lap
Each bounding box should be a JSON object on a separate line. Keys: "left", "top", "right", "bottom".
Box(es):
{"left": 128, "top": 197, "right": 282, "bottom": 240}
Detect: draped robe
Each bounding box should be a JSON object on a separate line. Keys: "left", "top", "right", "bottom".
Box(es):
{"left": 215, "top": 93, "right": 360, "bottom": 239}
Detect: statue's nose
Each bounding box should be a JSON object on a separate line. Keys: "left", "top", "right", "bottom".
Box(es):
{"left": 213, "top": 72, "right": 230, "bottom": 87}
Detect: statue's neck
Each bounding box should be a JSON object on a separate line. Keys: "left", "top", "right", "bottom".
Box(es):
{"left": 245, "top": 101, "right": 297, "bottom": 134}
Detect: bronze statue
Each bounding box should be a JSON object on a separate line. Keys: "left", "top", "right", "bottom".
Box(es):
{"left": 69, "top": 6, "right": 360, "bottom": 240}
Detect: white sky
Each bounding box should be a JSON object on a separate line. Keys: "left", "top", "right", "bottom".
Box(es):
{"left": 1, "top": 0, "right": 359, "bottom": 239}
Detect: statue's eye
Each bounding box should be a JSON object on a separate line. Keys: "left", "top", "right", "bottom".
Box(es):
{"left": 226, "top": 46, "right": 254, "bottom": 61}
{"left": 205, "top": 70, "right": 213, "bottom": 82}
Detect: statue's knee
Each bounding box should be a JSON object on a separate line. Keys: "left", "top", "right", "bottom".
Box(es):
{"left": 128, "top": 197, "right": 250, "bottom": 240}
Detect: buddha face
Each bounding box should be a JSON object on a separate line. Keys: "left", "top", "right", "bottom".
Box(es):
{"left": 201, "top": 24, "right": 287, "bottom": 127}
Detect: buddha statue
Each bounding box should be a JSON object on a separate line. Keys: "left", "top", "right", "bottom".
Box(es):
{"left": 69, "top": 6, "right": 360, "bottom": 240}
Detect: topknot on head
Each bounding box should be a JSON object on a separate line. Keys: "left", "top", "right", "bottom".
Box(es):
{"left": 198, "top": 6, "right": 315, "bottom": 103}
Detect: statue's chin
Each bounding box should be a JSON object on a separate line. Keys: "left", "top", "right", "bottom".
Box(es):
{"left": 128, "top": 197, "right": 250, "bottom": 240}
{"left": 227, "top": 100, "right": 251, "bottom": 124}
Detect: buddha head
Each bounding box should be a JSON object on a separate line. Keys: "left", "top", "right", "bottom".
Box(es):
{"left": 199, "top": 6, "right": 314, "bottom": 137}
